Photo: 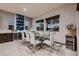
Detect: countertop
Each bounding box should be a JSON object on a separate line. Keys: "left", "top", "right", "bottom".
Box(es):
{"left": 0, "top": 30, "right": 13, "bottom": 33}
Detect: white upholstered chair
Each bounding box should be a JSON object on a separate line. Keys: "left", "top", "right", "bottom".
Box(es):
{"left": 21, "top": 31, "right": 26, "bottom": 42}
{"left": 25, "top": 30, "right": 30, "bottom": 42}
{"left": 21, "top": 30, "right": 30, "bottom": 43}
{"left": 43, "top": 32, "right": 55, "bottom": 51}
{"left": 29, "top": 31, "right": 41, "bottom": 51}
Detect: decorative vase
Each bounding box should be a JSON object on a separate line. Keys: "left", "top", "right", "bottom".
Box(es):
{"left": 68, "top": 29, "right": 76, "bottom": 36}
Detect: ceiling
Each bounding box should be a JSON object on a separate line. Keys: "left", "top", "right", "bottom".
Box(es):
{"left": 0, "top": 3, "right": 65, "bottom": 18}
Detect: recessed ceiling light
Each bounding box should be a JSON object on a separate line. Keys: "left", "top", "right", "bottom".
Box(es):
{"left": 23, "top": 8, "right": 27, "bottom": 11}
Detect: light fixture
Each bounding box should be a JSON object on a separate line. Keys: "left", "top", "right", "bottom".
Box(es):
{"left": 23, "top": 8, "right": 27, "bottom": 11}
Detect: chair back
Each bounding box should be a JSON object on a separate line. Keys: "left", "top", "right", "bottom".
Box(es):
{"left": 50, "top": 32, "right": 55, "bottom": 45}
{"left": 44, "top": 31, "right": 50, "bottom": 38}
{"left": 25, "top": 31, "right": 30, "bottom": 42}
{"left": 21, "top": 31, "right": 25, "bottom": 40}
{"left": 29, "top": 31, "right": 35, "bottom": 45}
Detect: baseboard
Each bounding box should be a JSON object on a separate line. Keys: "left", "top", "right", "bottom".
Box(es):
{"left": 54, "top": 41, "right": 65, "bottom": 45}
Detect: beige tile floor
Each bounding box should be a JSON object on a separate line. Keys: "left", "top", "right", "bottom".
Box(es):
{"left": 0, "top": 40, "right": 77, "bottom": 56}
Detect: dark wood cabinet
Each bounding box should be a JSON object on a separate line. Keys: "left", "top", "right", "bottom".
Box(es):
{"left": 0, "top": 33, "right": 13, "bottom": 43}
{"left": 66, "top": 35, "right": 77, "bottom": 51}
{"left": 14, "top": 33, "right": 22, "bottom": 39}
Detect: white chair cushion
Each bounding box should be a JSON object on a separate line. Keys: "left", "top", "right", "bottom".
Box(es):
{"left": 35, "top": 40, "right": 41, "bottom": 44}
{"left": 43, "top": 40, "right": 51, "bottom": 46}
{"left": 44, "top": 31, "right": 50, "bottom": 36}
{"left": 44, "top": 31, "right": 50, "bottom": 39}
{"left": 38, "top": 31, "right": 44, "bottom": 36}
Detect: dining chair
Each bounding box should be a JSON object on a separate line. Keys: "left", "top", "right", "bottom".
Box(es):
{"left": 43, "top": 32, "right": 55, "bottom": 52}
{"left": 29, "top": 31, "right": 41, "bottom": 52}
{"left": 43, "top": 31, "right": 50, "bottom": 46}
{"left": 25, "top": 30, "right": 30, "bottom": 43}
{"left": 38, "top": 31, "right": 44, "bottom": 36}
{"left": 21, "top": 31, "right": 26, "bottom": 43}
{"left": 21, "top": 30, "right": 30, "bottom": 44}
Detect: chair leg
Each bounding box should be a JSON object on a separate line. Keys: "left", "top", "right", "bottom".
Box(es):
{"left": 52, "top": 42, "right": 55, "bottom": 51}
{"left": 22, "top": 39, "right": 25, "bottom": 45}
{"left": 32, "top": 45, "right": 36, "bottom": 53}
{"left": 49, "top": 46, "right": 52, "bottom": 52}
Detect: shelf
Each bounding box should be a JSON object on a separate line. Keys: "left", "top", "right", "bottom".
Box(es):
{"left": 16, "top": 14, "right": 24, "bottom": 30}
{"left": 66, "top": 41, "right": 73, "bottom": 43}
{"left": 66, "top": 45, "right": 73, "bottom": 50}
{"left": 66, "top": 43, "right": 73, "bottom": 46}
{"left": 66, "top": 35, "right": 77, "bottom": 51}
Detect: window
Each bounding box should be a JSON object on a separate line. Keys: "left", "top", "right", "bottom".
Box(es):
{"left": 36, "top": 19, "right": 44, "bottom": 31}
{"left": 8, "top": 19, "right": 14, "bottom": 30}
{"left": 8, "top": 25, "right": 14, "bottom": 30}
{"left": 77, "top": 3, "right": 79, "bottom": 11}
{"left": 46, "top": 15, "right": 60, "bottom": 32}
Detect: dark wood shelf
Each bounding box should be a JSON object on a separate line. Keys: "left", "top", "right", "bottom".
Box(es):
{"left": 0, "top": 33, "right": 13, "bottom": 43}
{"left": 66, "top": 35, "right": 77, "bottom": 51}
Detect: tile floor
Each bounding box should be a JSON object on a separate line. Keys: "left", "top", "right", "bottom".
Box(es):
{"left": 0, "top": 40, "right": 77, "bottom": 56}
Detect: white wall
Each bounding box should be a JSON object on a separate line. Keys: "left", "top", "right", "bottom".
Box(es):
{"left": 0, "top": 10, "right": 32, "bottom": 31}
{"left": 77, "top": 11, "right": 79, "bottom": 55}
{"left": 33, "top": 4, "right": 77, "bottom": 43}
{"left": 0, "top": 10, "right": 15, "bottom": 31}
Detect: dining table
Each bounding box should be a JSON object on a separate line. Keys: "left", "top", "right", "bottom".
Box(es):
{"left": 35, "top": 31, "right": 50, "bottom": 49}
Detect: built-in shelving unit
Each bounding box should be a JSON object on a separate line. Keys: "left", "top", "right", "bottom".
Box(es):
{"left": 24, "top": 17, "right": 29, "bottom": 30}
{"left": 66, "top": 35, "right": 77, "bottom": 51}
{"left": 15, "top": 14, "right": 32, "bottom": 39}
{"left": 16, "top": 14, "right": 24, "bottom": 30}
